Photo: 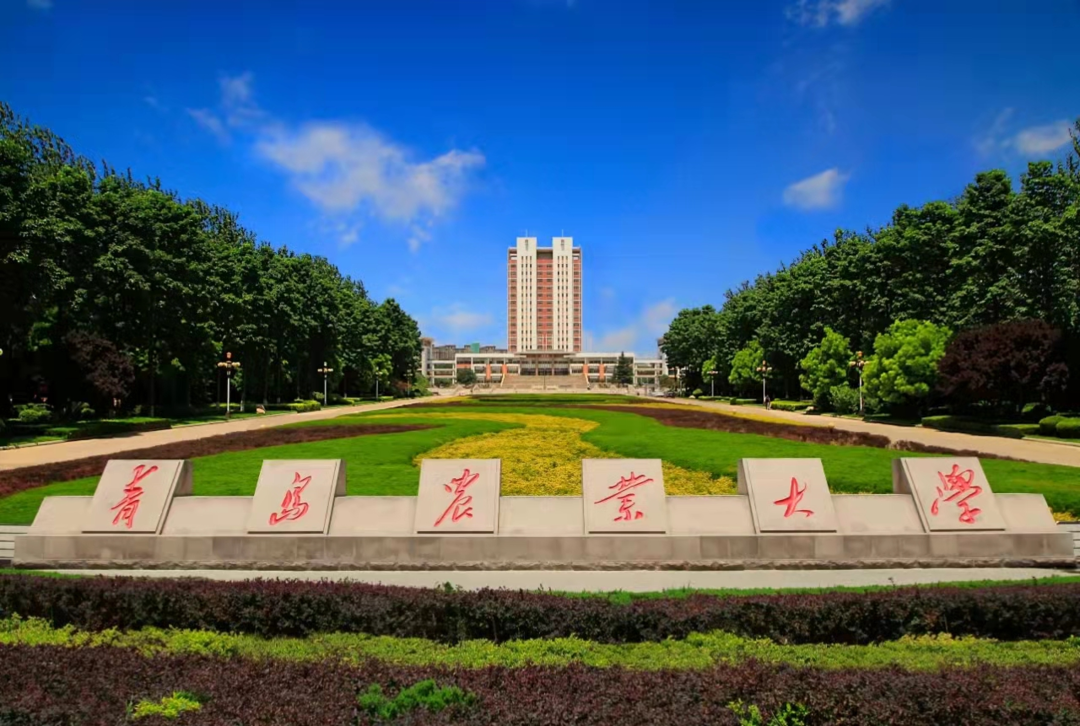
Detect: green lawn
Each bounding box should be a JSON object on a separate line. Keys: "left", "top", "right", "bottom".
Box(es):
{"left": 3, "top": 398, "right": 1079, "bottom": 524}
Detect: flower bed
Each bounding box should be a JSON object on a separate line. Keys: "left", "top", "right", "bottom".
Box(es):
{"left": 3, "top": 574, "right": 1079, "bottom": 644}
{"left": 1, "top": 644, "right": 1079, "bottom": 726}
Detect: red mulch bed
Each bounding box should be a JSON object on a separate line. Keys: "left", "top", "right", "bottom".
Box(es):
{"left": 587, "top": 405, "right": 1013, "bottom": 459}
{"left": 0, "top": 424, "right": 432, "bottom": 499}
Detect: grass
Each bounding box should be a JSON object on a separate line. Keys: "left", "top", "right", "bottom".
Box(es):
{"left": 4, "top": 616, "right": 1080, "bottom": 671}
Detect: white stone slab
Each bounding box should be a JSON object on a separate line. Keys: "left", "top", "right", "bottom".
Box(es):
{"left": 329, "top": 497, "right": 416, "bottom": 535}
{"left": 667, "top": 496, "right": 754, "bottom": 535}
{"left": 246, "top": 460, "right": 345, "bottom": 534}
{"left": 737, "top": 459, "right": 838, "bottom": 533}
{"left": 892, "top": 458, "right": 1006, "bottom": 531}
{"left": 29, "top": 497, "right": 91, "bottom": 535}
{"left": 82, "top": 460, "right": 192, "bottom": 534}
{"left": 163, "top": 497, "right": 252, "bottom": 535}
{"left": 994, "top": 493, "right": 1058, "bottom": 532}
{"left": 414, "top": 459, "right": 501, "bottom": 533}
{"left": 499, "top": 497, "right": 585, "bottom": 535}
{"left": 832, "top": 494, "right": 925, "bottom": 534}
{"left": 583, "top": 459, "right": 669, "bottom": 534}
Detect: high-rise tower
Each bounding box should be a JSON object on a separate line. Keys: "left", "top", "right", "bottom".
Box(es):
{"left": 507, "top": 236, "right": 582, "bottom": 352}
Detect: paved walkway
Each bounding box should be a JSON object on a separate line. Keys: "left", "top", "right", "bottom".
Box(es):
{"left": 681, "top": 398, "right": 1080, "bottom": 468}
{"left": 0, "top": 399, "right": 418, "bottom": 471}
{"left": 41, "top": 567, "right": 1077, "bottom": 590}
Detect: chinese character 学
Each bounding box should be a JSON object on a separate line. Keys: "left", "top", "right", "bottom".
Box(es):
{"left": 434, "top": 469, "right": 480, "bottom": 527}
{"left": 931, "top": 464, "right": 982, "bottom": 524}
{"left": 595, "top": 472, "right": 653, "bottom": 522}
{"left": 110, "top": 463, "right": 159, "bottom": 529}
{"left": 773, "top": 477, "right": 814, "bottom": 518}
{"left": 269, "top": 472, "right": 313, "bottom": 525}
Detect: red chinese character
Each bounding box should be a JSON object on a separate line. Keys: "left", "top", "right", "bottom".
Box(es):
{"left": 269, "top": 472, "right": 313, "bottom": 525}
{"left": 434, "top": 469, "right": 480, "bottom": 526}
{"left": 774, "top": 477, "right": 814, "bottom": 518}
{"left": 595, "top": 472, "right": 653, "bottom": 522}
{"left": 931, "top": 464, "right": 982, "bottom": 524}
{"left": 110, "top": 464, "right": 159, "bottom": 529}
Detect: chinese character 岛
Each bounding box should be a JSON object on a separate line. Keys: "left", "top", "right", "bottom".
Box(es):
{"left": 773, "top": 477, "right": 813, "bottom": 518}
{"left": 269, "top": 472, "right": 313, "bottom": 525}
{"left": 110, "top": 463, "right": 159, "bottom": 529}
{"left": 434, "top": 469, "right": 480, "bottom": 527}
{"left": 931, "top": 464, "right": 982, "bottom": 524}
{"left": 594, "top": 472, "right": 653, "bottom": 522}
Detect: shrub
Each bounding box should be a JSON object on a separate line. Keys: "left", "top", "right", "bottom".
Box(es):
{"left": 769, "top": 400, "right": 810, "bottom": 412}
{"left": 1058, "top": 418, "right": 1080, "bottom": 439}
{"left": 828, "top": 385, "right": 860, "bottom": 415}
{"left": 130, "top": 691, "right": 202, "bottom": 720}
{"left": 921, "top": 416, "right": 1024, "bottom": 439}
{"left": 61, "top": 419, "right": 171, "bottom": 440}
{"left": 358, "top": 680, "right": 476, "bottom": 720}
{"left": 15, "top": 405, "right": 51, "bottom": 425}
{"left": 1040, "top": 415, "right": 1065, "bottom": 436}
{"left": 728, "top": 397, "right": 756, "bottom": 405}
{"left": 3, "top": 575, "right": 1080, "bottom": 645}
{"left": 691, "top": 388, "right": 704, "bottom": 398}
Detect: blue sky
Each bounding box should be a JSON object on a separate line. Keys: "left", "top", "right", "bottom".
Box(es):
{"left": 2, "top": 0, "right": 1078, "bottom": 355}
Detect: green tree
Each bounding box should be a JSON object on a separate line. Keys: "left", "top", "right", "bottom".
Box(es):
{"left": 728, "top": 340, "right": 766, "bottom": 397}
{"left": 372, "top": 354, "right": 392, "bottom": 398}
{"left": 863, "top": 319, "right": 952, "bottom": 414}
{"left": 799, "top": 327, "right": 853, "bottom": 410}
{"left": 456, "top": 367, "right": 477, "bottom": 387}
{"left": 660, "top": 305, "right": 721, "bottom": 391}
{"left": 613, "top": 352, "right": 634, "bottom": 386}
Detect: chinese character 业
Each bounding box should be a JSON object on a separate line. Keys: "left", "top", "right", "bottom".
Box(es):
{"left": 110, "top": 464, "right": 159, "bottom": 529}
{"left": 773, "top": 477, "right": 813, "bottom": 518}
{"left": 931, "top": 464, "right": 982, "bottom": 524}
{"left": 269, "top": 472, "right": 313, "bottom": 525}
{"left": 594, "top": 472, "right": 653, "bottom": 522}
{"left": 434, "top": 469, "right": 480, "bottom": 527}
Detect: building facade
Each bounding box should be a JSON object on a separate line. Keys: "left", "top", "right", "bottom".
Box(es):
{"left": 508, "top": 237, "right": 581, "bottom": 353}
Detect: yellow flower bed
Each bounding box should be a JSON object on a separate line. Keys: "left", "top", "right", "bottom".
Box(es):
{"left": 399, "top": 412, "right": 736, "bottom": 496}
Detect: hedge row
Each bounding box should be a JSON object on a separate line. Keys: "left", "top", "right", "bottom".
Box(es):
{"left": 921, "top": 415, "right": 1033, "bottom": 439}
{"left": 3, "top": 575, "right": 1079, "bottom": 644}
{"left": 769, "top": 400, "right": 811, "bottom": 412}
{"left": 2, "top": 644, "right": 1080, "bottom": 726}
{"left": 1040, "top": 415, "right": 1080, "bottom": 439}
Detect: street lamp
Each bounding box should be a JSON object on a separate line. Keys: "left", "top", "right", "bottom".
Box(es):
{"left": 849, "top": 351, "right": 867, "bottom": 416}
{"left": 216, "top": 352, "right": 241, "bottom": 419}
{"left": 707, "top": 369, "right": 718, "bottom": 398}
{"left": 317, "top": 362, "right": 334, "bottom": 405}
{"left": 756, "top": 360, "right": 773, "bottom": 407}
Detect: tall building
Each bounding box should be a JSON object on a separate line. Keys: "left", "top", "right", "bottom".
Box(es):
{"left": 507, "top": 236, "right": 582, "bottom": 352}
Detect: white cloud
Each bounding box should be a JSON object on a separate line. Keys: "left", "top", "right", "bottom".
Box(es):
{"left": 186, "top": 108, "right": 229, "bottom": 143}
{"left": 973, "top": 108, "right": 1014, "bottom": 156}
{"left": 187, "top": 72, "right": 484, "bottom": 251}
{"left": 27, "top": 0, "right": 52, "bottom": 9}
{"left": 782, "top": 168, "right": 850, "bottom": 211}
{"left": 433, "top": 304, "right": 494, "bottom": 334}
{"left": 594, "top": 299, "right": 676, "bottom": 354}
{"left": 787, "top": 0, "right": 889, "bottom": 27}
{"left": 1013, "top": 120, "right": 1073, "bottom": 155}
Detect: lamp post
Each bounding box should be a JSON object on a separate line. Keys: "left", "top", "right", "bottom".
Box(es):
{"left": 849, "top": 351, "right": 866, "bottom": 416}
{"left": 707, "top": 369, "right": 718, "bottom": 398}
{"left": 756, "top": 360, "right": 772, "bottom": 407}
{"left": 216, "top": 352, "right": 241, "bottom": 419}
{"left": 317, "top": 362, "right": 334, "bottom": 405}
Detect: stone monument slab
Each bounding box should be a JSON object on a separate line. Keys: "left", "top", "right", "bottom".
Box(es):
{"left": 499, "top": 496, "right": 585, "bottom": 535}
{"left": 414, "top": 459, "right": 501, "bottom": 533}
{"left": 667, "top": 496, "right": 754, "bottom": 535}
{"left": 82, "top": 460, "right": 192, "bottom": 534}
{"left": 582, "top": 459, "right": 668, "bottom": 533}
{"left": 832, "top": 494, "right": 925, "bottom": 534}
{"left": 892, "top": 457, "right": 1006, "bottom": 531}
{"left": 246, "top": 460, "right": 345, "bottom": 534}
{"left": 164, "top": 497, "right": 251, "bottom": 536}
{"left": 995, "top": 493, "right": 1058, "bottom": 532}
{"left": 29, "top": 497, "right": 91, "bottom": 535}
{"left": 329, "top": 496, "right": 416, "bottom": 535}
{"left": 738, "top": 458, "right": 838, "bottom": 532}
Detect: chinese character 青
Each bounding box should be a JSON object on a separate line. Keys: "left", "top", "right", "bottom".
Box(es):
{"left": 269, "top": 472, "right": 313, "bottom": 525}
{"left": 434, "top": 469, "right": 480, "bottom": 527}
{"left": 110, "top": 463, "right": 159, "bottom": 529}
{"left": 773, "top": 477, "right": 814, "bottom": 518}
{"left": 594, "top": 472, "right": 653, "bottom": 522}
{"left": 931, "top": 464, "right": 982, "bottom": 524}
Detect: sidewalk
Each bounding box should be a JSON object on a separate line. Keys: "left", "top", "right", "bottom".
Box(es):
{"left": 0, "top": 399, "right": 416, "bottom": 471}
{"left": 681, "top": 398, "right": 1080, "bottom": 468}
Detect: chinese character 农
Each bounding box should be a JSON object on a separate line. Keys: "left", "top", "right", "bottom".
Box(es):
{"left": 269, "top": 472, "right": 313, "bottom": 525}
{"left": 773, "top": 477, "right": 813, "bottom": 518}
{"left": 594, "top": 472, "right": 653, "bottom": 522}
{"left": 110, "top": 463, "right": 159, "bottom": 529}
{"left": 931, "top": 464, "right": 982, "bottom": 524}
{"left": 434, "top": 469, "right": 480, "bottom": 527}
